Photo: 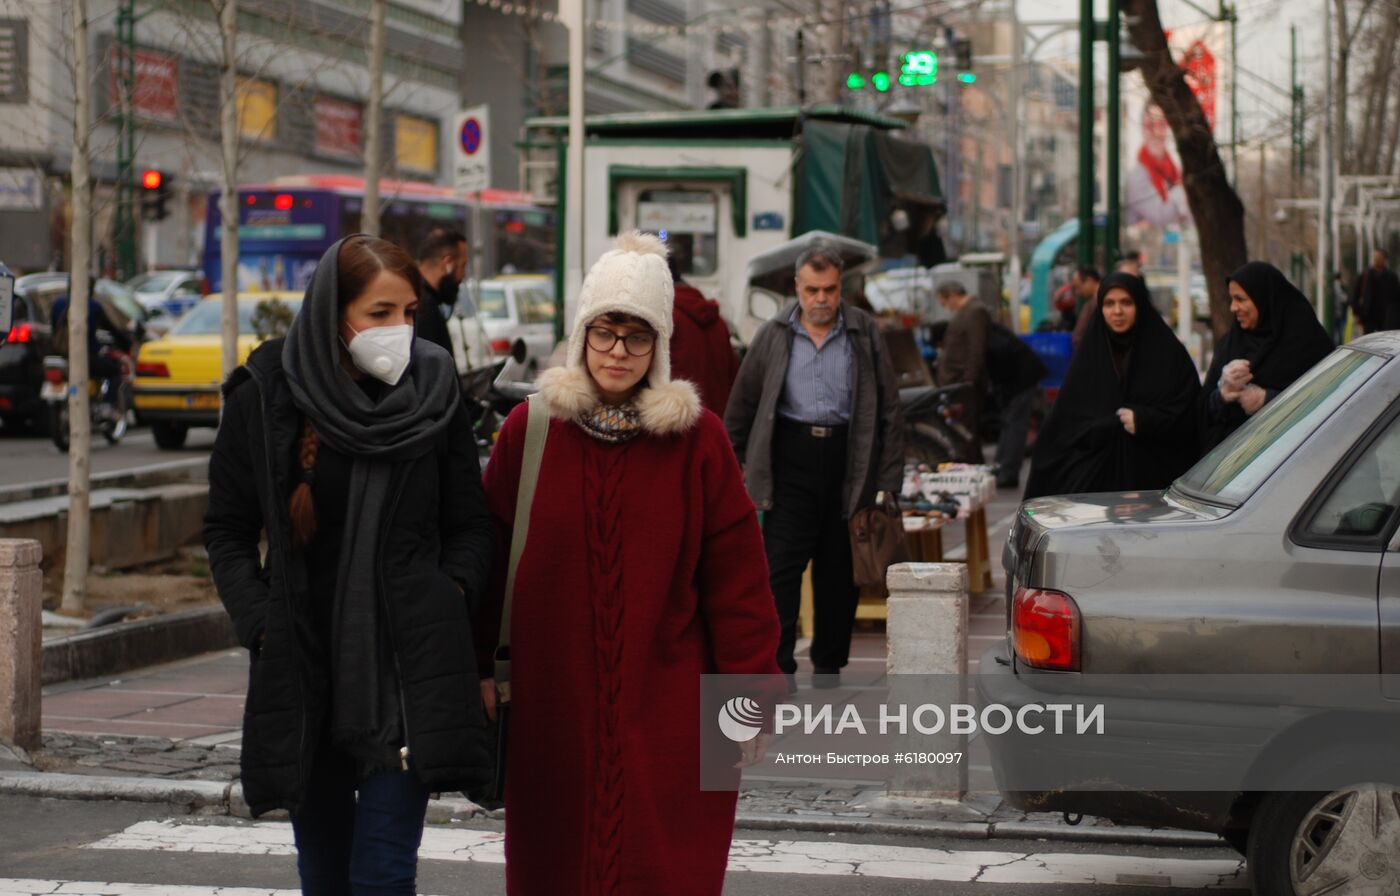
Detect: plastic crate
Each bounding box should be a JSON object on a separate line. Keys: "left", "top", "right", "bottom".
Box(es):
{"left": 1021, "top": 331, "right": 1073, "bottom": 389}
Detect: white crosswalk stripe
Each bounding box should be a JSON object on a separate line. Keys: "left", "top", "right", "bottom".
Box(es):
{"left": 82, "top": 819, "right": 1247, "bottom": 889}
{"left": 0, "top": 883, "right": 303, "bottom": 896}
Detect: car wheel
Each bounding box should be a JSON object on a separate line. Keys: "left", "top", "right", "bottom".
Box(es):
{"left": 151, "top": 421, "right": 188, "bottom": 450}
{"left": 1248, "top": 785, "right": 1400, "bottom": 895}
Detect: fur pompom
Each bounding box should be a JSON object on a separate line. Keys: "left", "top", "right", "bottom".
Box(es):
{"left": 613, "top": 230, "right": 669, "bottom": 259}
{"left": 636, "top": 380, "right": 701, "bottom": 435}
{"left": 538, "top": 366, "right": 597, "bottom": 421}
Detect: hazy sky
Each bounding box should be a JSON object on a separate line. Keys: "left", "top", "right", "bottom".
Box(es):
{"left": 1017, "top": 0, "right": 1325, "bottom": 146}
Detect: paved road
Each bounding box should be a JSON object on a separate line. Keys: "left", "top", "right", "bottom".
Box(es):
{"left": 0, "top": 428, "right": 216, "bottom": 490}
{"left": 0, "top": 795, "right": 1246, "bottom": 895}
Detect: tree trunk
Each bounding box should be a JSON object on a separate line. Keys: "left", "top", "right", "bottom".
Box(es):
{"left": 361, "top": 0, "right": 386, "bottom": 236}
{"left": 61, "top": 0, "right": 92, "bottom": 615}
{"left": 1123, "top": 0, "right": 1248, "bottom": 339}
{"left": 218, "top": 0, "right": 239, "bottom": 382}
{"left": 1355, "top": 12, "right": 1397, "bottom": 173}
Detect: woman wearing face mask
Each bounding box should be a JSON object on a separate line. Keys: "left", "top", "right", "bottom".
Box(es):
{"left": 477, "top": 232, "right": 780, "bottom": 895}
{"left": 1199, "top": 261, "right": 1334, "bottom": 450}
{"left": 203, "top": 235, "right": 494, "bottom": 895}
{"left": 1024, "top": 273, "right": 1201, "bottom": 500}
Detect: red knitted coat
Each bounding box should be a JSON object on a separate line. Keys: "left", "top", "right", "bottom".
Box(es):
{"left": 480, "top": 367, "right": 781, "bottom": 896}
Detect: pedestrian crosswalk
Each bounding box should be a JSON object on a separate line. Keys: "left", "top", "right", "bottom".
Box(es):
{"left": 64, "top": 819, "right": 1247, "bottom": 890}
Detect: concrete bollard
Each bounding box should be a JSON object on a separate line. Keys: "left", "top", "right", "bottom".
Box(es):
{"left": 0, "top": 539, "right": 42, "bottom": 751}
{"left": 885, "top": 562, "right": 969, "bottom": 799}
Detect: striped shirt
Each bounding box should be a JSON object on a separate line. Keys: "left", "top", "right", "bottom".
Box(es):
{"left": 777, "top": 304, "right": 853, "bottom": 425}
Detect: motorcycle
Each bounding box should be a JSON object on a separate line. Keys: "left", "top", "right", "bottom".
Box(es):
{"left": 460, "top": 338, "right": 534, "bottom": 463}
{"left": 900, "top": 381, "right": 980, "bottom": 467}
{"left": 41, "top": 345, "right": 133, "bottom": 452}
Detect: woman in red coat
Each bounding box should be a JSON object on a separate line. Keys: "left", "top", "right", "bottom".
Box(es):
{"left": 479, "top": 231, "right": 781, "bottom": 896}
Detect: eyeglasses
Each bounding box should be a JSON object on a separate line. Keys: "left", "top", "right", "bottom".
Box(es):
{"left": 585, "top": 326, "right": 656, "bottom": 357}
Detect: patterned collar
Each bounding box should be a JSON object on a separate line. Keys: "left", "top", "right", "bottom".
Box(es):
{"left": 577, "top": 399, "right": 643, "bottom": 444}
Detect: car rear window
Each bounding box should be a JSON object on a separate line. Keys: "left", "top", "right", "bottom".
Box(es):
{"left": 172, "top": 298, "right": 300, "bottom": 336}
{"left": 461, "top": 286, "right": 509, "bottom": 320}
{"left": 1175, "top": 349, "right": 1384, "bottom": 507}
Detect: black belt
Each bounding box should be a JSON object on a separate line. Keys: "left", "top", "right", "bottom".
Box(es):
{"left": 778, "top": 420, "right": 848, "bottom": 439}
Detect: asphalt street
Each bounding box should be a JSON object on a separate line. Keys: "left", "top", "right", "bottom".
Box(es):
{"left": 0, "top": 795, "right": 1247, "bottom": 895}
{"left": 0, "top": 427, "right": 216, "bottom": 491}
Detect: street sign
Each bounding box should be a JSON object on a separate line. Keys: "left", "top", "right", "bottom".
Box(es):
{"left": 0, "top": 260, "right": 14, "bottom": 342}
{"left": 454, "top": 105, "right": 491, "bottom": 195}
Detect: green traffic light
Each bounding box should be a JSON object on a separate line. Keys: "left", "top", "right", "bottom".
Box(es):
{"left": 846, "top": 71, "right": 866, "bottom": 90}
{"left": 872, "top": 71, "right": 891, "bottom": 92}
{"left": 957, "top": 72, "right": 977, "bottom": 84}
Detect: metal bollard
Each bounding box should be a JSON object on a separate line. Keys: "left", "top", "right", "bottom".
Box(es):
{"left": 885, "top": 562, "right": 969, "bottom": 799}
{"left": 0, "top": 539, "right": 42, "bottom": 750}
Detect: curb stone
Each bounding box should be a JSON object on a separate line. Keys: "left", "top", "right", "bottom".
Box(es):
{"left": 0, "top": 770, "right": 1225, "bottom": 847}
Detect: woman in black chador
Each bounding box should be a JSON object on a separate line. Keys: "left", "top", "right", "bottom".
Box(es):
{"left": 1199, "top": 261, "right": 1334, "bottom": 451}
{"left": 1024, "top": 273, "right": 1201, "bottom": 500}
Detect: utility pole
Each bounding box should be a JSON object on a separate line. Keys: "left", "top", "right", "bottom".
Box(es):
{"left": 1222, "top": 1, "right": 1238, "bottom": 181}
{"left": 1290, "top": 24, "right": 1305, "bottom": 288}
{"left": 218, "top": 0, "right": 239, "bottom": 383}
{"left": 1008, "top": 9, "right": 1025, "bottom": 330}
{"left": 1317, "top": 0, "right": 1331, "bottom": 322}
{"left": 113, "top": 0, "right": 137, "bottom": 280}
{"left": 361, "top": 0, "right": 386, "bottom": 237}
{"left": 62, "top": 0, "right": 93, "bottom": 615}
{"left": 1076, "top": 0, "right": 1095, "bottom": 268}
{"left": 1105, "top": 0, "right": 1121, "bottom": 268}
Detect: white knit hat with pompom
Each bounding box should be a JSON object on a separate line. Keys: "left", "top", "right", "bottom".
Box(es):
{"left": 564, "top": 230, "right": 676, "bottom": 385}
{"left": 538, "top": 230, "right": 701, "bottom": 435}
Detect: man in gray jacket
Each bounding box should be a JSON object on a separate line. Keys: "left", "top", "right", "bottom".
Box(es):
{"left": 725, "top": 245, "right": 904, "bottom": 690}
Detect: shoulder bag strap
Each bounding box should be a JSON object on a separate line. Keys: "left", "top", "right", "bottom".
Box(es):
{"left": 495, "top": 392, "right": 548, "bottom": 696}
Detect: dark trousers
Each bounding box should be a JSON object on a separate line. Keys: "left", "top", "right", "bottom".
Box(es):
{"left": 763, "top": 422, "right": 859, "bottom": 675}
{"left": 994, "top": 387, "right": 1037, "bottom": 486}
{"left": 291, "top": 748, "right": 431, "bottom": 896}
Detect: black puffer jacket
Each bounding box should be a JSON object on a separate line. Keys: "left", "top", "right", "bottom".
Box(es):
{"left": 203, "top": 339, "right": 494, "bottom": 817}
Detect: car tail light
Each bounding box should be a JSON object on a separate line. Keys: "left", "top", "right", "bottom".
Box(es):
{"left": 4, "top": 323, "right": 31, "bottom": 343}
{"left": 1012, "top": 586, "right": 1081, "bottom": 671}
{"left": 0, "top": 397, "right": 10, "bottom": 410}
{"left": 44, "top": 366, "right": 65, "bottom": 384}
{"left": 488, "top": 338, "right": 512, "bottom": 356}
{"left": 136, "top": 361, "right": 171, "bottom": 378}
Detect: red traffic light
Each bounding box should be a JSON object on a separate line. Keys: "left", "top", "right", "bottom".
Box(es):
{"left": 141, "top": 170, "right": 162, "bottom": 190}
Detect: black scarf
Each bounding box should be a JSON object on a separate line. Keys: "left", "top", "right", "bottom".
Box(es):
{"left": 1024, "top": 273, "right": 1201, "bottom": 500}
{"left": 1200, "top": 261, "right": 1333, "bottom": 450}
{"left": 281, "top": 236, "right": 461, "bottom": 764}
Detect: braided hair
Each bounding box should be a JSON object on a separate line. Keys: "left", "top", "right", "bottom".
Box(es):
{"left": 288, "top": 420, "right": 319, "bottom": 548}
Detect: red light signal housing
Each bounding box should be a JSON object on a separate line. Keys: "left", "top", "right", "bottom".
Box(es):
{"left": 141, "top": 170, "right": 162, "bottom": 190}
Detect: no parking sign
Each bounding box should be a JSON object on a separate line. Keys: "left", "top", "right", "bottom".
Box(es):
{"left": 454, "top": 105, "right": 491, "bottom": 194}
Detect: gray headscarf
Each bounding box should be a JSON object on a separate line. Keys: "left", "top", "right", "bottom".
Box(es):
{"left": 281, "top": 236, "right": 461, "bottom": 765}
{"left": 282, "top": 236, "right": 460, "bottom": 461}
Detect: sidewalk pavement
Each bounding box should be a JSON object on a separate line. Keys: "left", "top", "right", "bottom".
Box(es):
{"left": 2, "top": 483, "right": 1221, "bottom": 847}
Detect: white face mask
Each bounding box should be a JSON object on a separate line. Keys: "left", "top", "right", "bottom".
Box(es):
{"left": 343, "top": 321, "right": 414, "bottom": 385}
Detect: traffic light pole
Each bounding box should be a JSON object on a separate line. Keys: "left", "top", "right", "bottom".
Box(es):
{"left": 1105, "top": 0, "right": 1120, "bottom": 268}
{"left": 114, "top": 0, "right": 137, "bottom": 280}
{"left": 1076, "top": 0, "right": 1094, "bottom": 269}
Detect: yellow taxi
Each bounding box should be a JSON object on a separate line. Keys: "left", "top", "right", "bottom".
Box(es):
{"left": 134, "top": 292, "right": 301, "bottom": 449}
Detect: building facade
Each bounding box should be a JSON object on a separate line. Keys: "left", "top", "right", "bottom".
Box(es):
{"left": 0, "top": 0, "right": 461, "bottom": 274}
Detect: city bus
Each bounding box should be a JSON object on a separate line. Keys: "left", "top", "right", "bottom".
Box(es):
{"left": 201, "top": 174, "right": 554, "bottom": 294}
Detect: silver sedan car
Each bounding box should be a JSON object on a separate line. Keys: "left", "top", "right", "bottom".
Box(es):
{"left": 978, "top": 331, "right": 1400, "bottom": 896}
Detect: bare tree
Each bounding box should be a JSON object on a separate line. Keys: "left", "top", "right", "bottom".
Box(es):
{"left": 213, "top": 0, "right": 240, "bottom": 381}
{"left": 362, "top": 0, "right": 386, "bottom": 236}
{"left": 1333, "top": 0, "right": 1379, "bottom": 176}
{"left": 1123, "top": 0, "right": 1247, "bottom": 338}
{"left": 61, "top": 0, "right": 92, "bottom": 614}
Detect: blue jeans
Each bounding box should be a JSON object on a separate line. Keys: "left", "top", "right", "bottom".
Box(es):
{"left": 291, "top": 749, "right": 430, "bottom": 896}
